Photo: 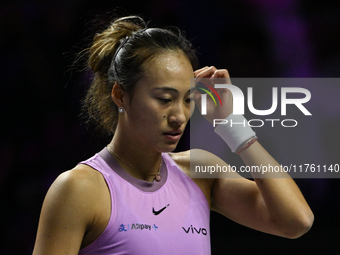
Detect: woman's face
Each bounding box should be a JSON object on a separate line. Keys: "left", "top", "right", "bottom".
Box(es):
{"left": 121, "top": 51, "right": 195, "bottom": 153}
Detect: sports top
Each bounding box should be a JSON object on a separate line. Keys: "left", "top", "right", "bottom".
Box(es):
{"left": 78, "top": 148, "right": 211, "bottom": 255}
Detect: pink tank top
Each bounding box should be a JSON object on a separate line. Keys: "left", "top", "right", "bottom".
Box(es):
{"left": 78, "top": 148, "right": 211, "bottom": 255}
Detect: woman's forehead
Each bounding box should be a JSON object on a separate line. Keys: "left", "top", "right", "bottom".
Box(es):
{"left": 143, "top": 51, "right": 193, "bottom": 76}
{"left": 146, "top": 56, "right": 191, "bottom": 78}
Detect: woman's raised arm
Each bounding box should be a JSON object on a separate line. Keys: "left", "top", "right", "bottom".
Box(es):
{"left": 193, "top": 67, "right": 314, "bottom": 238}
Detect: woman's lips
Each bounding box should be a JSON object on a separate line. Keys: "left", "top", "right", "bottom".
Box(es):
{"left": 163, "top": 130, "right": 182, "bottom": 141}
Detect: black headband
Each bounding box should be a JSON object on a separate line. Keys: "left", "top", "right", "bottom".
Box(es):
{"left": 110, "top": 28, "right": 148, "bottom": 80}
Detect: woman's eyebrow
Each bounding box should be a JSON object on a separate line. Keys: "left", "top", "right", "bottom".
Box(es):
{"left": 153, "top": 86, "right": 178, "bottom": 93}
{"left": 153, "top": 86, "right": 196, "bottom": 94}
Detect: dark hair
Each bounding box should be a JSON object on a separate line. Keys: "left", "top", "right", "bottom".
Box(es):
{"left": 83, "top": 16, "right": 198, "bottom": 135}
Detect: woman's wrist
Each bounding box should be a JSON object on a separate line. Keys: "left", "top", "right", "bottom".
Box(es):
{"left": 214, "top": 114, "right": 256, "bottom": 153}
{"left": 235, "top": 136, "right": 258, "bottom": 155}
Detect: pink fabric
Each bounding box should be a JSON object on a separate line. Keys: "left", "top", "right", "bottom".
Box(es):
{"left": 78, "top": 148, "right": 210, "bottom": 255}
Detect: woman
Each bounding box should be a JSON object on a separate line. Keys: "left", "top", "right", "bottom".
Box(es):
{"left": 33, "top": 16, "right": 314, "bottom": 254}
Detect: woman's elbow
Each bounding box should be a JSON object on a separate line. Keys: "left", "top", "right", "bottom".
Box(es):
{"left": 283, "top": 211, "right": 314, "bottom": 239}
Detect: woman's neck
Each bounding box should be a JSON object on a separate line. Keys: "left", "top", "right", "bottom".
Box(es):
{"left": 108, "top": 131, "right": 163, "bottom": 182}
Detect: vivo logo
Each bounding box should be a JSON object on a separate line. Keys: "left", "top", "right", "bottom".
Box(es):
{"left": 182, "top": 225, "right": 207, "bottom": 235}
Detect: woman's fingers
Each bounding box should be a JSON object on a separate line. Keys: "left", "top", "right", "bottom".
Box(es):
{"left": 211, "top": 69, "right": 231, "bottom": 81}
{"left": 194, "top": 66, "right": 210, "bottom": 77}
{"left": 195, "top": 66, "right": 218, "bottom": 78}
{"left": 194, "top": 67, "right": 232, "bottom": 84}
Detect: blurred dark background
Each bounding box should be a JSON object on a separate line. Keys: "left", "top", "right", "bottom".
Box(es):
{"left": 1, "top": 0, "right": 340, "bottom": 254}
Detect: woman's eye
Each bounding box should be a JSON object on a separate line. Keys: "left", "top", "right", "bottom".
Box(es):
{"left": 185, "top": 98, "right": 194, "bottom": 103}
{"left": 159, "top": 98, "right": 171, "bottom": 103}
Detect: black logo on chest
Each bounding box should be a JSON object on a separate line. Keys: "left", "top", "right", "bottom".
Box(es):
{"left": 152, "top": 204, "right": 170, "bottom": 215}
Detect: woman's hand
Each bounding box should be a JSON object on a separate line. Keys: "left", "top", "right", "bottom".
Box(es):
{"left": 194, "top": 66, "right": 233, "bottom": 123}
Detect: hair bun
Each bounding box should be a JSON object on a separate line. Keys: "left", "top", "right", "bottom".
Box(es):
{"left": 114, "top": 16, "right": 146, "bottom": 29}
{"left": 88, "top": 16, "right": 146, "bottom": 74}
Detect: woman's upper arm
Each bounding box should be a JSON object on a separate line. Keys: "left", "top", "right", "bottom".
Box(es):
{"left": 33, "top": 168, "right": 98, "bottom": 255}
{"left": 210, "top": 177, "right": 278, "bottom": 235}
{"left": 192, "top": 149, "right": 280, "bottom": 236}
{"left": 207, "top": 153, "right": 312, "bottom": 238}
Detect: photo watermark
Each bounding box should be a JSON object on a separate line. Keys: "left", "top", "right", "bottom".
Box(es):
{"left": 190, "top": 78, "right": 340, "bottom": 178}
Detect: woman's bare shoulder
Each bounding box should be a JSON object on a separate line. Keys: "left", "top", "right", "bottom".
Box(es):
{"left": 46, "top": 164, "right": 107, "bottom": 212}
{"left": 33, "top": 164, "right": 109, "bottom": 254}
{"left": 168, "top": 150, "right": 190, "bottom": 162}
{"left": 67, "top": 164, "right": 105, "bottom": 183}
{"left": 51, "top": 164, "right": 104, "bottom": 193}
{"left": 169, "top": 149, "right": 223, "bottom": 166}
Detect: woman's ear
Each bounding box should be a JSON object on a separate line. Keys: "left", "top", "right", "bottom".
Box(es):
{"left": 111, "top": 83, "right": 125, "bottom": 107}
